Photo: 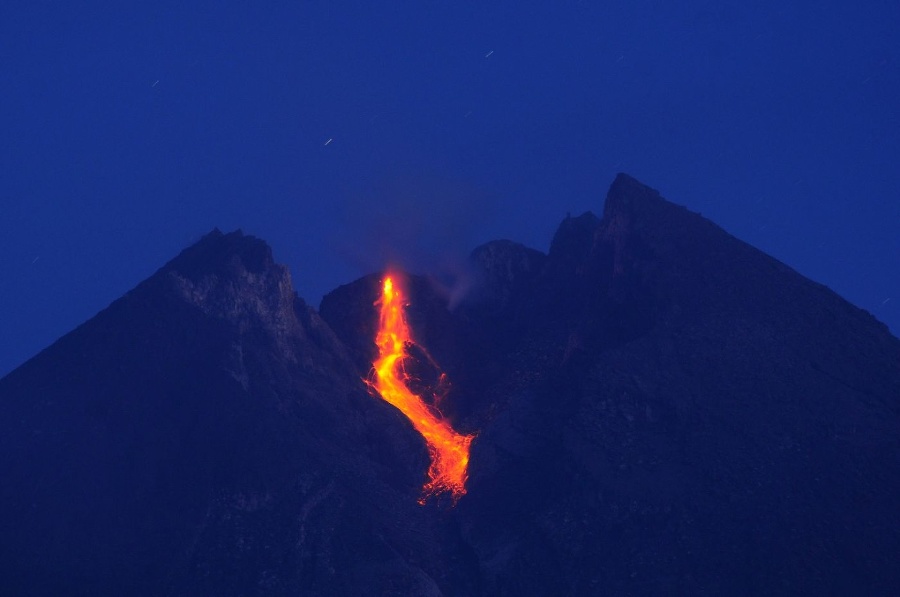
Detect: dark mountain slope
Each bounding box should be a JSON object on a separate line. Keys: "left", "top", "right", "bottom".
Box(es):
{"left": 0, "top": 230, "right": 473, "bottom": 596}
{"left": 3, "top": 174, "right": 899, "bottom": 596}
{"left": 322, "top": 174, "right": 900, "bottom": 595}
{"left": 462, "top": 174, "right": 900, "bottom": 596}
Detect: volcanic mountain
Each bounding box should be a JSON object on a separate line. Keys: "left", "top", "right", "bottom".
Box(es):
{"left": 1, "top": 174, "right": 898, "bottom": 596}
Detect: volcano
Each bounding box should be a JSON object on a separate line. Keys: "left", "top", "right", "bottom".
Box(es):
{"left": 2, "top": 174, "right": 899, "bottom": 596}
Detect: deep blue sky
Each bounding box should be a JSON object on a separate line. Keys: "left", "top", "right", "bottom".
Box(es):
{"left": 2, "top": 1, "right": 898, "bottom": 376}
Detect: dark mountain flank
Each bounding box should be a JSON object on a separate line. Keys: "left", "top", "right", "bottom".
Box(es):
{"left": 3, "top": 174, "right": 899, "bottom": 596}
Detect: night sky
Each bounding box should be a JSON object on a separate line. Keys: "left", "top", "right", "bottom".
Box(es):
{"left": 2, "top": 1, "right": 898, "bottom": 377}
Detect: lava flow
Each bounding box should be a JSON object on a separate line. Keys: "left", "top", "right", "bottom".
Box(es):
{"left": 369, "top": 273, "right": 474, "bottom": 504}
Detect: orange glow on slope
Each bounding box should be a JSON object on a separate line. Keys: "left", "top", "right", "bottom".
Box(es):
{"left": 369, "top": 273, "right": 474, "bottom": 503}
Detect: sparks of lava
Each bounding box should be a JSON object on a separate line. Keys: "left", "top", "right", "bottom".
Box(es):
{"left": 369, "top": 273, "right": 474, "bottom": 504}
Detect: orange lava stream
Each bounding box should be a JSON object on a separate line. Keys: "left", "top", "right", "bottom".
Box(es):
{"left": 370, "top": 273, "right": 474, "bottom": 503}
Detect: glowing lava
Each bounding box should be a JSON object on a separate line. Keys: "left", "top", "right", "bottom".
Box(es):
{"left": 369, "top": 273, "right": 474, "bottom": 504}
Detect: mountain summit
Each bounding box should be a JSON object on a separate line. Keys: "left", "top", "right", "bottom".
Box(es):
{"left": 2, "top": 175, "right": 899, "bottom": 596}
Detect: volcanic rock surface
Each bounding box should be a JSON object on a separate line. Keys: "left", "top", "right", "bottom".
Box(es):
{"left": 2, "top": 174, "right": 899, "bottom": 596}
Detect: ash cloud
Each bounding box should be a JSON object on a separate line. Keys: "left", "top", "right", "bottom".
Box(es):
{"left": 333, "top": 171, "right": 497, "bottom": 308}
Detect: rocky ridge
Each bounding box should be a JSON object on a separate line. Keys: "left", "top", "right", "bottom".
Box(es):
{"left": 2, "top": 174, "right": 898, "bottom": 596}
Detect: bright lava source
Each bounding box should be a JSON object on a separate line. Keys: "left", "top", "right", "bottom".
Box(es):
{"left": 370, "top": 273, "right": 474, "bottom": 504}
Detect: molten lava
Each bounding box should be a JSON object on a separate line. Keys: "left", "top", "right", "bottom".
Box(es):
{"left": 370, "top": 273, "right": 474, "bottom": 504}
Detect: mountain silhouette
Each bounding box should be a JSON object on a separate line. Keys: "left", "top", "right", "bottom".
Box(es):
{"left": 2, "top": 174, "right": 898, "bottom": 596}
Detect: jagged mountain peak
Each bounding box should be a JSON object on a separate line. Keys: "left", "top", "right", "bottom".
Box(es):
{"left": 604, "top": 172, "right": 666, "bottom": 217}
{"left": 548, "top": 211, "right": 601, "bottom": 263}
{"left": 143, "top": 228, "right": 300, "bottom": 340}
{"left": 162, "top": 228, "right": 273, "bottom": 278}
{"left": 2, "top": 175, "right": 899, "bottom": 596}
